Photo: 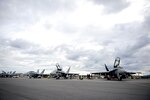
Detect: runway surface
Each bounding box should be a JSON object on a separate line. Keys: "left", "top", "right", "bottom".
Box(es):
{"left": 0, "top": 78, "right": 149, "bottom": 100}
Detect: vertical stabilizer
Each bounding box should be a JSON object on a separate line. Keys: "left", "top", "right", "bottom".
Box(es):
{"left": 40, "top": 69, "right": 45, "bottom": 74}
{"left": 105, "top": 64, "right": 109, "bottom": 71}
{"left": 12, "top": 71, "right": 16, "bottom": 75}
{"left": 66, "top": 66, "right": 71, "bottom": 74}
{"left": 2, "top": 71, "right": 6, "bottom": 74}
{"left": 37, "top": 69, "right": 39, "bottom": 74}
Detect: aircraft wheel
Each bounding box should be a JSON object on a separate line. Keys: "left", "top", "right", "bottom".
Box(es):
{"left": 118, "top": 76, "right": 122, "bottom": 81}
{"left": 56, "top": 77, "right": 60, "bottom": 79}
{"left": 107, "top": 75, "right": 111, "bottom": 80}
{"left": 107, "top": 77, "right": 110, "bottom": 80}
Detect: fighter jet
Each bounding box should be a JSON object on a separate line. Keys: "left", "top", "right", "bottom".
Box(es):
{"left": 25, "top": 69, "right": 45, "bottom": 78}
{"left": 50, "top": 63, "right": 78, "bottom": 79}
{"left": 92, "top": 57, "right": 135, "bottom": 81}
{"left": 0, "top": 71, "right": 16, "bottom": 78}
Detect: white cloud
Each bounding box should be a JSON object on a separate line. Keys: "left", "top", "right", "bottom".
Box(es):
{"left": 0, "top": 0, "right": 150, "bottom": 74}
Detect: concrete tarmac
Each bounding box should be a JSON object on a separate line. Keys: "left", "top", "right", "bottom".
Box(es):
{"left": 0, "top": 78, "right": 149, "bottom": 100}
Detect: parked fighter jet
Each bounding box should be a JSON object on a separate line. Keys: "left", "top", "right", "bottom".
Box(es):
{"left": 50, "top": 63, "right": 78, "bottom": 79}
{"left": 25, "top": 69, "right": 45, "bottom": 78}
{"left": 0, "top": 71, "right": 16, "bottom": 78}
{"left": 92, "top": 57, "right": 135, "bottom": 81}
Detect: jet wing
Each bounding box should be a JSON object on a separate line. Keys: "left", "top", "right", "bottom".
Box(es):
{"left": 91, "top": 72, "right": 109, "bottom": 75}
{"left": 126, "top": 72, "right": 136, "bottom": 74}
{"left": 128, "top": 72, "right": 136, "bottom": 74}
{"left": 67, "top": 73, "right": 79, "bottom": 75}
{"left": 109, "top": 69, "right": 117, "bottom": 73}
{"left": 92, "top": 69, "right": 117, "bottom": 75}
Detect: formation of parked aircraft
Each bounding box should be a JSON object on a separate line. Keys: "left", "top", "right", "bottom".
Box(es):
{"left": 0, "top": 57, "right": 137, "bottom": 80}
{"left": 0, "top": 71, "right": 16, "bottom": 78}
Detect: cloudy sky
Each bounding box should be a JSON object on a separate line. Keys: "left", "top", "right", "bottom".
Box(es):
{"left": 0, "top": 0, "right": 150, "bottom": 74}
